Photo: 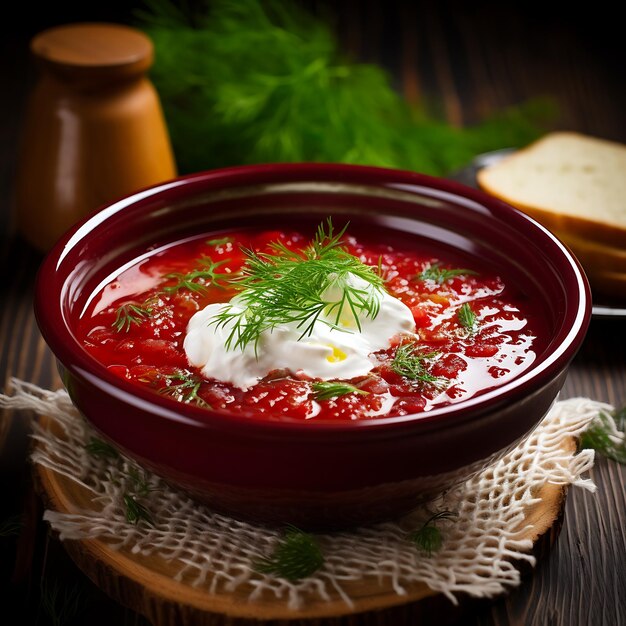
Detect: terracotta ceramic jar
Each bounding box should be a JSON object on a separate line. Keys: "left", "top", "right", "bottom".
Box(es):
{"left": 15, "top": 22, "right": 177, "bottom": 252}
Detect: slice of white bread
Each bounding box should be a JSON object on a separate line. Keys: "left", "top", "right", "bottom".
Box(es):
{"left": 477, "top": 131, "right": 626, "bottom": 249}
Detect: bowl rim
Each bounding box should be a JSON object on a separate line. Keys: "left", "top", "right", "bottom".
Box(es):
{"left": 34, "top": 162, "right": 592, "bottom": 437}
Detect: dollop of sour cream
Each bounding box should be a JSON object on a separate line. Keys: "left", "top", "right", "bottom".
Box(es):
{"left": 183, "top": 273, "right": 416, "bottom": 390}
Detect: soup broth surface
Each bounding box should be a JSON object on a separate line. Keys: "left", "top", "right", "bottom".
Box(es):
{"left": 77, "top": 223, "right": 540, "bottom": 421}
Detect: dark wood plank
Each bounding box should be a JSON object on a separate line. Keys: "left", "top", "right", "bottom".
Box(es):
{"left": 1, "top": 2, "right": 625, "bottom": 625}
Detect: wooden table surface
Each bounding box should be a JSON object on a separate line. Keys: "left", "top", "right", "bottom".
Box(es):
{"left": 1, "top": 2, "right": 625, "bottom": 625}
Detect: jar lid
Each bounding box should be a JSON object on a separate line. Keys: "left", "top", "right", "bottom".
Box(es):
{"left": 31, "top": 22, "right": 153, "bottom": 80}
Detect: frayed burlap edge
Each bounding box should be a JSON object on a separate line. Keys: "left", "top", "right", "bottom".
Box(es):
{"left": 1, "top": 379, "right": 610, "bottom": 609}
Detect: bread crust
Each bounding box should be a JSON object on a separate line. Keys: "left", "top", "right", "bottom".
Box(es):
{"left": 476, "top": 185, "right": 626, "bottom": 249}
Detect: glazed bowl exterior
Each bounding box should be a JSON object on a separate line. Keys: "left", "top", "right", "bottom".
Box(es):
{"left": 34, "top": 163, "right": 591, "bottom": 528}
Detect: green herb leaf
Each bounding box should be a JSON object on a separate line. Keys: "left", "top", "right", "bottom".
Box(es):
{"left": 413, "top": 525, "right": 443, "bottom": 554}
{"left": 207, "top": 236, "right": 235, "bottom": 247}
{"left": 123, "top": 494, "right": 155, "bottom": 527}
{"left": 312, "top": 381, "right": 369, "bottom": 401}
{"left": 213, "top": 219, "right": 385, "bottom": 352}
{"left": 138, "top": 1, "right": 555, "bottom": 175}
{"left": 85, "top": 437, "right": 120, "bottom": 460}
{"left": 85, "top": 439, "right": 157, "bottom": 526}
{"left": 457, "top": 303, "right": 478, "bottom": 332}
{"left": 163, "top": 258, "right": 230, "bottom": 294}
{"left": 112, "top": 303, "right": 152, "bottom": 333}
{"left": 40, "top": 578, "right": 89, "bottom": 626}
{"left": 410, "top": 510, "right": 456, "bottom": 555}
{"left": 0, "top": 514, "right": 22, "bottom": 537}
{"left": 255, "top": 525, "right": 324, "bottom": 581}
{"left": 126, "top": 466, "right": 154, "bottom": 498}
{"left": 580, "top": 406, "right": 626, "bottom": 464}
{"left": 390, "top": 343, "right": 444, "bottom": 388}
{"left": 419, "top": 263, "right": 477, "bottom": 284}
{"left": 158, "top": 370, "right": 211, "bottom": 408}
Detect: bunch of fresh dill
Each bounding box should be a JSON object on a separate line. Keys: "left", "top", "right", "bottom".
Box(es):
{"left": 137, "top": 0, "right": 555, "bottom": 175}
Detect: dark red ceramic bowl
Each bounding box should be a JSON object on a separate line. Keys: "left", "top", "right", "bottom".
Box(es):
{"left": 34, "top": 163, "right": 591, "bottom": 529}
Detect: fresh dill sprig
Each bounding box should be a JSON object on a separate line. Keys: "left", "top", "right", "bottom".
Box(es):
{"left": 118, "top": 466, "right": 157, "bottom": 527}
{"left": 163, "top": 257, "right": 230, "bottom": 294}
{"left": 112, "top": 257, "right": 231, "bottom": 333}
{"left": 112, "top": 303, "right": 153, "bottom": 332}
{"left": 40, "top": 578, "right": 89, "bottom": 626}
{"left": 457, "top": 303, "right": 478, "bottom": 332}
{"left": 390, "top": 343, "right": 444, "bottom": 387}
{"left": 85, "top": 437, "right": 120, "bottom": 460}
{"left": 158, "top": 370, "right": 211, "bottom": 408}
{"left": 213, "top": 219, "right": 385, "bottom": 352}
{"left": 255, "top": 525, "right": 324, "bottom": 581}
{"left": 419, "top": 263, "right": 477, "bottom": 285}
{"left": 311, "top": 381, "right": 369, "bottom": 401}
{"left": 581, "top": 406, "right": 626, "bottom": 464}
{"left": 85, "top": 438, "right": 157, "bottom": 526}
{"left": 125, "top": 466, "right": 154, "bottom": 498}
{"left": 123, "top": 494, "right": 155, "bottom": 527}
{"left": 0, "top": 514, "right": 22, "bottom": 537}
{"left": 207, "top": 236, "right": 235, "bottom": 247}
{"left": 138, "top": 1, "right": 554, "bottom": 175}
{"left": 409, "top": 510, "right": 456, "bottom": 555}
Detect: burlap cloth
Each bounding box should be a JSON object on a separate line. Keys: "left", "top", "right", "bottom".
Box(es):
{"left": 0, "top": 379, "right": 614, "bottom": 609}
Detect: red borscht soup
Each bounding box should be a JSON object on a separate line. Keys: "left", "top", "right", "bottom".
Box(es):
{"left": 76, "top": 220, "right": 539, "bottom": 421}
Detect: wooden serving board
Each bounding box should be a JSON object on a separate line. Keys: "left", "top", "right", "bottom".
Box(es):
{"left": 33, "top": 414, "right": 572, "bottom": 626}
